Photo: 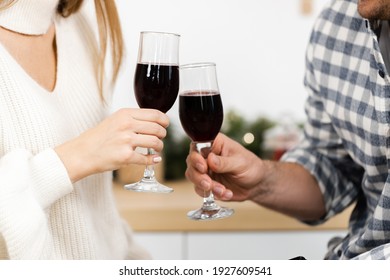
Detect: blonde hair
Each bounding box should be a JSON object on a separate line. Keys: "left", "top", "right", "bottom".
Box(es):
{"left": 1, "top": 0, "right": 124, "bottom": 98}
{"left": 59, "top": 0, "right": 124, "bottom": 98}
{"left": 0, "top": 0, "right": 15, "bottom": 10}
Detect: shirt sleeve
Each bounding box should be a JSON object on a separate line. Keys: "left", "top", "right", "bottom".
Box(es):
{"left": 281, "top": 31, "right": 364, "bottom": 225}
{"left": 0, "top": 148, "right": 73, "bottom": 259}
{"left": 352, "top": 243, "right": 390, "bottom": 260}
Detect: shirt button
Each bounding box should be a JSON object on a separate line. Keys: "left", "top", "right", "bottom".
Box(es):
{"left": 379, "top": 69, "right": 385, "bottom": 78}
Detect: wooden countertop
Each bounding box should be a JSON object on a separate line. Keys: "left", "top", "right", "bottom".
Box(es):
{"left": 114, "top": 180, "right": 352, "bottom": 232}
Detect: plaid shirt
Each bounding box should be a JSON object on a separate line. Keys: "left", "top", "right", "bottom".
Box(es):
{"left": 282, "top": 0, "right": 390, "bottom": 259}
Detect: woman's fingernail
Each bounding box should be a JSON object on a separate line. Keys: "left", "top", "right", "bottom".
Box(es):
{"left": 153, "top": 156, "right": 162, "bottom": 163}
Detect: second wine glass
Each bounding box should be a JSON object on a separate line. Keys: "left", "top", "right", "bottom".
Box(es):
{"left": 179, "top": 62, "right": 234, "bottom": 220}
{"left": 124, "top": 31, "right": 180, "bottom": 193}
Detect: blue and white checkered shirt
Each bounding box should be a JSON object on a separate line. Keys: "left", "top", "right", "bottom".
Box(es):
{"left": 282, "top": 0, "right": 390, "bottom": 259}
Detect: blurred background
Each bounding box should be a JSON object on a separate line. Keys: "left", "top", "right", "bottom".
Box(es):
{"left": 112, "top": 0, "right": 329, "bottom": 181}
{"left": 110, "top": 0, "right": 351, "bottom": 260}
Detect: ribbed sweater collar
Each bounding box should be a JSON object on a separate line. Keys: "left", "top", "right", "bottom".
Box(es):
{"left": 0, "top": 0, "right": 59, "bottom": 35}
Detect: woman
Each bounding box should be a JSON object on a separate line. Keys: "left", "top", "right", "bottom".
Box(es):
{"left": 0, "top": 0, "right": 168, "bottom": 259}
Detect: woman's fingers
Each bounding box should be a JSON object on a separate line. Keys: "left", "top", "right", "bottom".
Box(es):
{"left": 124, "top": 149, "right": 162, "bottom": 166}
{"left": 122, "top": 108, "right": 169, "bottom": 128}
{"left": 130, "top": 120, "right": 167, "bottom": 139}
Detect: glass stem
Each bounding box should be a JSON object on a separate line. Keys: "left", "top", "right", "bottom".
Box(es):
{"left": 202, "top": 192, "right": 220, "bottom": 210}
{"left": 194, "top": 142, "right": 220, "bottom": 211}
{"left": 143, "top": 148, "right": 156, "bottom": 180}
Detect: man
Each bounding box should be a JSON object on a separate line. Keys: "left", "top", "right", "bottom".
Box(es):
{"left": 185, "top": 0, "right": 390, "bottom": 259}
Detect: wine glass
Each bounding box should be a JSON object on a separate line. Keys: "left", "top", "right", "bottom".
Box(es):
{"left": 179, "top": 62, "right": 234, "bottom": 220}
{"left": 124, "top": 31, "right": 180, "bottom": 193}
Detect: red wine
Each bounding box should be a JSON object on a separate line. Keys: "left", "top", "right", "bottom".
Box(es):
{"left": 179, "top": 91, "right": 223, "bottom": 142}
{"left": 134, "top": 63, "right": 179, "bottom": 113}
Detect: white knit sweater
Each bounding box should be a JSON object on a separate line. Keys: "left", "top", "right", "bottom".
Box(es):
{"left": 0, "top": 1, "right": 149, "bottom": 259}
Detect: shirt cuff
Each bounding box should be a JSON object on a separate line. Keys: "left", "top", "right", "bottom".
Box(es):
{"left": 30, "top": 148, "right": 74, "bottom": 209}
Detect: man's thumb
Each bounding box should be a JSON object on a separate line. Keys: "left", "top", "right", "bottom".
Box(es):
{"left": 208, "top": 153, "right": 232, "bottom": 173}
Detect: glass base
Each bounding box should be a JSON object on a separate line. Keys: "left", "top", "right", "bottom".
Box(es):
{"left": 187, "top": 206, "right": 234, "bottom": 221}
{"left": 124, "top": 178, "right": 173, "bottom": 193}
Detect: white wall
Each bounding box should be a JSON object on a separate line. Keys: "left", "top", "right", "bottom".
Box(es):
{"left": 114, "top": 0, "right": 329, "bottom": 135}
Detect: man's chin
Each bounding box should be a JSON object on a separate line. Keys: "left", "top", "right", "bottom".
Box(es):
{"left": 358, "top": 0, "right": 390, "bottom": 20}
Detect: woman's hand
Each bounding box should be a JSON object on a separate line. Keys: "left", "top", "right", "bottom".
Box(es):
{"left": 55, "top": 108, "right": 169, "bottom": 183}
